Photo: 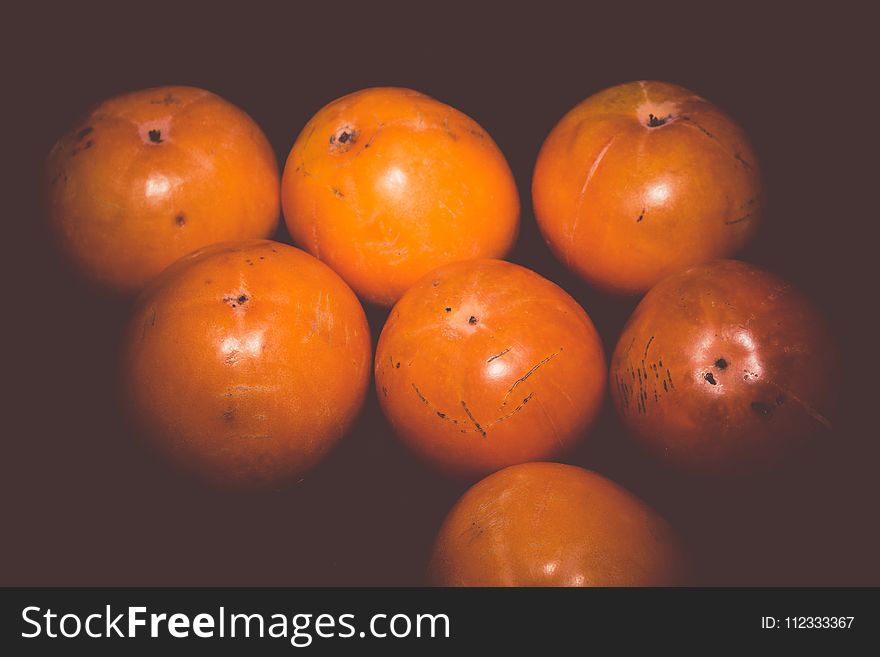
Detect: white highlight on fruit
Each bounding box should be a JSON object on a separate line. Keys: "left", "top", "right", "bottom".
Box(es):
{"left": 144, "top": 174, "right": 172, "bottom": 199}
{"left": 220, "top": 331, "right": 264, "bottom": 360}
{"left": 646, "top": 180, "right": 671, "bottom": 206}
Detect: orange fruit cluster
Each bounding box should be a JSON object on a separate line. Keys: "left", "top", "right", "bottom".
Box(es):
{"left": 44, "top": 81, "right": 837, "bottom": 587}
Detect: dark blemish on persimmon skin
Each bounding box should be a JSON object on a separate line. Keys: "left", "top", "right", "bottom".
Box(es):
{"left": 140, "top": 309, "right": 157, "bottom": 341}
{"left": 330, "top": 187, "right": 344, "bottom": 198}
{"left": 49, "top": 170, "right": 68, "bottom": 186}
{"left": 502, "top": 349, "right": 562, "bottom": 406}
{"left": 445, "top": 307, "right": 452, "bottom": 313}
{"left": 681, "top": 115, "right": 754, "bottom": 169}
{"left": 725, "top": 213, "right": 754, "bottom": 226}
{"left": 704, "top": 372, "right": 718, "bottom": 385}
{"left": 75, "top": 126, "right": 93, "bottom": 141}
{"left": 486, "top": 393, "right": 534, "bottom": 428}
{"left": 643, "top": 335, "right": 654, "bottom": 358}
{"left": 776, "top": 394, "right": 786, "bottom": 405}
{"left": 680, "top": 115, "right": 714, "bottom": 139}
{"left": 149, "top": 93, "right": 177, "bottom": 105}
{"left": 223, "top": 406, "right": 237, "bottom": 422}
{"left": 148, "top": 129, "right": 163, "bottom": 143}
{"left": 412, "top": 383, "right": 465, "bottom": 432}
{"left": 175, "top": 213, "right": 186, "bottom": 226}
{"left": 487, "top": 347, "right": 511, "bottom": 363}
{"left": 751, "top": 401, "right": 773, "bottom": 418}
{"left": 615, "top": 375, "right": 630, "bottom": 413}
{"left": 715, "top": 358, "right": 728, "bottom": 370}
{"left": 466, "top": 127, "right": 486, "bottom": 143}
{"left": 734, "top": 152, "right": 753, "bottom": 169}
{"left": 223, "top": 294, "right": 249, "bottom": 308}
{"left": 468, "top": 316, "right": 478, "bottom": 325}
{"left": 636, "top": 209, "right": 645, "bottom": 223}
{"left": 412, "top": 383, "right": 428, "bottom": 404}
{"left": 460, "top": 400, "right": 486, "bottom": 437}
{"left": 395, "top": 362, "right": 401, "bottom": 369}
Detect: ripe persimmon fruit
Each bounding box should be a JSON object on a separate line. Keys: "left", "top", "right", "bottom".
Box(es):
{"left": 375, "top": 259, "right": 605, "bottom": 479}
{"left": 428, "top": 462, "right": 688, "bottom": 586}
{"left": 533, "top": 80, "right": 762, "bottom": 295}
{"left": 610, "top": 260, "right": 838, "bottom": 475}
{"left": 281, "top": 87, "right": 520, "bottom": 306}
{"left": 121, "top": 240, "right": 371, "bottom": 487}
{"left": 45, "top": 86, "right": 280, "bottom": 294}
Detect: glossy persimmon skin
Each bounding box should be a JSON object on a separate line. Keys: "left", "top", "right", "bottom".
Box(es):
{"left": 45, "top": 86, "right": 280, "bottom": 294}
{"left": 428, "top": 462, "right": 688, "bottom": 586}
{"left": 281, "top": 87, "right": 520, "bottom": 306}
{"left": 375, "top": 259, "right": 606, "bottom": 480}
{"left": 121, "top": 240, "right": 371, "bottom": 487}
{"left": 533, "top": 80, "right": 763, "bottom": 295}
{"left": 610, "top": 260, "right": 837, "bottom": 475}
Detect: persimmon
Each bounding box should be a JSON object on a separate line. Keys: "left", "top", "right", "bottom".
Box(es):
{"left": 532, "top": 80, "right": 763, "bottom": 295}
{"left": 121, "top": 240, "right": 371, "bottom": 487}
{"left": 281, "top": 87, "right": 520, "bottom": 306}
{"left": 427, "top": 462, "right": 688, "bottom": 586}
{"left": 610, "top": 260, "right": 838, "bottom": 475}
{"left": 45, "top": 86, "right": 280, "bottom": 294}
{"left": 375, "top": 259, "right": 605, "bottom": 479}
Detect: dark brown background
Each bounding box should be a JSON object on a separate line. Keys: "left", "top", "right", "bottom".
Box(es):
{"left": 4, "top": 2, "right": 877, "bottom": 586}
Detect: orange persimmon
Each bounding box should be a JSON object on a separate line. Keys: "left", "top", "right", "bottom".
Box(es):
{"left": 428, "top": 462, "right": 688, "bottom": 586}
{"left": 533, "top": 80, "right": 762, "bottom": 295}
{"left": 45, "top": 86, "right": 280, "bottom": 294}
{"left": 375, "top": 259, "right": 605, "bottom": 479}
{"left": 281, "top": 87, "right": 519, "bottom": 306}
{"left": 121, "top": 240, "right": 371, "bottom": 487}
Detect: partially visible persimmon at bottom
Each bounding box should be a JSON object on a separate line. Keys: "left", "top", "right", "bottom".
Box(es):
{"left": 428, "top": 462, "right": 688, "bottom": 586}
